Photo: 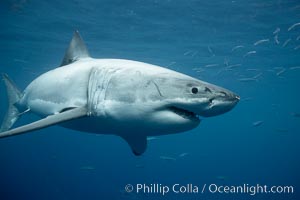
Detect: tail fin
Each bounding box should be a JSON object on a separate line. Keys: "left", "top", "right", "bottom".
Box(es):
{"left": 1, "top": 74, "right": 22, "bottom": 132}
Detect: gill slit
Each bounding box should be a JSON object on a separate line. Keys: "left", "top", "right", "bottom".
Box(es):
{"left": 151, "top": 80, "right": 164, "bottom": 97}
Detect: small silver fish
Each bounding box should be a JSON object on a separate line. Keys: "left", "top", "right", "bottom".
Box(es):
{"left": 205, "top": 64, "right": 219, "bottom": 68}
{"left": 254, "top": 39, "right": 269, "bottom": 46}
{"left": 253, "top": 72, "right": 263, "bottom": 79}
{"left": 191, "top": 51, "right": 198, "bottom": 57}
{"left": 160, "top": 156, "right": 176, "bottom": 161}
{"left": 282, "top": 38, "right": 291, "bottom": 47}
{"left": 294, "top": 45, "right": 300, "bottom": 50}
{"left": 243, "top": 51, "right": 256, "bottom": 58}
{"left": 208, "top": 45, "right": 215, "bottom": 56}
{"left": 166, "top": 61, "right": 176, "bottom": 67}
{"left": 231, "top": 45, "right": 244, "bottom": 52}
{"left": 276, "top": 69, "right": 286, "bottom": 76}
{"left": 225, "top": 64, "right": 242, "bottom": 70}
{"left": 288, "top": 22, "right": 300, "bottom": 31}
{"left": 239, "top": 72, "right": 262, "bottom": 82}
{"left": 289, "top": 66, "right": 300, "bottom": 70}
{"left": 273, "top": 27, "right": 280, "bottom": 35}
{"left": 274, "top": 35, "right": 280, "bottom": 44}
{"left": 178, "top": 153, "right": 189, "bottom": 157}
{"left": 183, "top": 50, "right": 192, "bottom": 56}
{"left": 252, "top": 120, "right": 264, "bottom": 127}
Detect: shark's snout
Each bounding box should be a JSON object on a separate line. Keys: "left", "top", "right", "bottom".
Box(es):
{"left": 202, "top": 88, "right": 239, "bottom": 117}
{"left": 212, "top": 90, "right": 240, "bottom": 103}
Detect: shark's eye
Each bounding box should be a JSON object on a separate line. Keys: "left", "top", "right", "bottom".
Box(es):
{"left": 191, "top": 87, "right": 198, "bottom": 94}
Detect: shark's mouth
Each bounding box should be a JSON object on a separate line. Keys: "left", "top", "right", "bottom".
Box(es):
{"left": 169, "top": 106, "right": 199, "bottom": 121}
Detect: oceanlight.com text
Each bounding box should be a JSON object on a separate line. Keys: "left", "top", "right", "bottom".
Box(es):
{"left": 207, "top": 183, "right": 294, "bottom": 195}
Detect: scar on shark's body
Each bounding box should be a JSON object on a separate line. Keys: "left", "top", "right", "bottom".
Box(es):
{"left": 0, "top": 31, "right": 239, "bottom": 155}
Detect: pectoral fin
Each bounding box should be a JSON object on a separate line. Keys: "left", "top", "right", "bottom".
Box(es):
{"left": 120, "top": 134, "right": 147, "bottom": 156}
{"left": 0, "top": 107, "right": 87, "bottom": 138}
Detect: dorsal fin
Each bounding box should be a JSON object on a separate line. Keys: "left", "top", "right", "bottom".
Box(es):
{"left": 60, "top": 30, "right": 90, "bottom": 66}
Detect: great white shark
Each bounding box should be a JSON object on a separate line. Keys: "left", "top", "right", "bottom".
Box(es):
{"left": 0, "top": 31, "right": 239, "bottom": 155}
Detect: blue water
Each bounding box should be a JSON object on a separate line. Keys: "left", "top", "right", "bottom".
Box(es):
{"left": 0, "top": 0, "right": 299, "bottom": 199}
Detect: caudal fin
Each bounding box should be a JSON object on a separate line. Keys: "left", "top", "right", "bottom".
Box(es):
{"left": 0, "top": 74, "right": 22, "bottom": 132}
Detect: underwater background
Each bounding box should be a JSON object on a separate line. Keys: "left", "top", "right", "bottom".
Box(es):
{"left": 0, "top": 0, "right": 299, "bottom": 199}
